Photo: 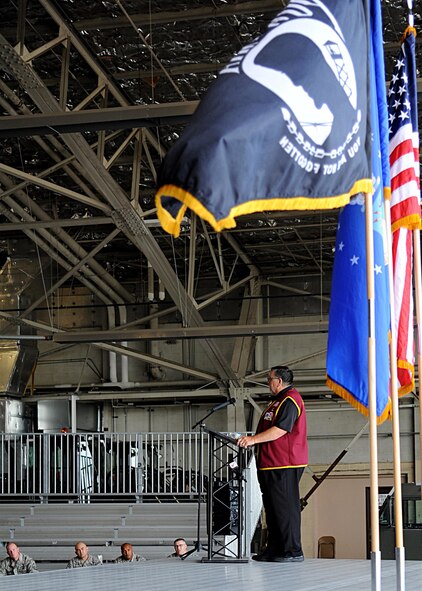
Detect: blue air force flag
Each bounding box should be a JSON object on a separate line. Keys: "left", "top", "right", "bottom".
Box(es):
{"left": 326, "top": 3, "right": 391, "bottom": 424}
{"left": 156, "top": 0, "right": 372, "bottom": 237}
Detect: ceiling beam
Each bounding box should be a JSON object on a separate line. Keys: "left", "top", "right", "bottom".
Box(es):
{"left": 0, "top": 216, "right": 167, "bottom": 232}
{"left": 97, "top": 342, "right": 218, "bottom": 381}
{"left": 50, "top": 321, "right": 329, "bottom": 343}
{"left": 0, "top": 216, "right": 113, "bottom": 231}
{"left": 73, "top": 1, "right": 286, "bottom": 31}
{"left": 0, "top": 82, "right": 420, "bottom": 138}
{"left": 0, "top": 162, "right": 111, "bottom": 212}
{"left": 0, "top": 101, "right": 198, "bottom": 138}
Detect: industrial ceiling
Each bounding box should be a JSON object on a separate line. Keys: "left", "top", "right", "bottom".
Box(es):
{"left": 0, "top": 0, "right": 420, "bottom": 404}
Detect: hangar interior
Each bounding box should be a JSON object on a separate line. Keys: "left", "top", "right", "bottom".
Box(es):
{"left": 0, "top": 0, "right": 421, "bottom": 563}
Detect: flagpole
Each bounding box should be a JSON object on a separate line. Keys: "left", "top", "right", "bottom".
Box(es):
{"left": 413, "top": 229, "right": 422, "bottom": 489}
{"left": 365, "top": 191, "right": 381, "bottom": 591}
{"left": 384, "top": 203, "right": 405, "bottom": 590}
{"left": 404, "top": 0, "right": 422, "bottom": 503}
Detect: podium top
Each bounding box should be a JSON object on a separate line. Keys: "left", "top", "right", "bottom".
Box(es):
{"left": 203, "top": 427, "right": 240, "bottom": 446}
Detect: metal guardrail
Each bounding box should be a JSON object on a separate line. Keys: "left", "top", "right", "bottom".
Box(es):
{"left": 0, "top": 432, "right": 246, "bottom": 501}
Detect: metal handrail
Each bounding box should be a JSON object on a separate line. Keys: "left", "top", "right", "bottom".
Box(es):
{"left": 0, "top": 431, "right": 242, "bottom": 502}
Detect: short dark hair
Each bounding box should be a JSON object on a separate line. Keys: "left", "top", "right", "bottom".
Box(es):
{"left": 271, "top": 365, "right": 293, "bottom": 384}
{"left": 6, "top": 542, "right": 18, "bottom": 550}
{"left": 173, "top": 538, "right": 186, "bottom": 545}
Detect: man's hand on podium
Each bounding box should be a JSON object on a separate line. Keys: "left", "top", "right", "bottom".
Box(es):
{"left": 237, "top": 435, "right": 255, "bottom": 448}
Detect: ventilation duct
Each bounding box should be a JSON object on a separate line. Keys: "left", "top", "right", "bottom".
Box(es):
{"left": 0, "top": 241, "right": 45, "bottom": 399}
{"left": 0, "top": 340, "right": 38, "bottom": 397}
{"left": 0, "top": 398, "right": 33, "bottom": 433}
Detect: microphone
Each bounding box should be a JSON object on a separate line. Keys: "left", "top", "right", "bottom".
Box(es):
{"left": 211, "top": 398, "right": 236, "bottom": 412}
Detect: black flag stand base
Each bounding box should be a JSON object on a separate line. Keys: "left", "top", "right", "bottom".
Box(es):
{"left": 201, "top": 557, "right": 249, "bottom": 564}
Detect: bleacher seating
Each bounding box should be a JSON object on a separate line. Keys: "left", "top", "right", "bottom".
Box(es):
{"left": 0, "top": 502, "right": 207, "bottom": 568}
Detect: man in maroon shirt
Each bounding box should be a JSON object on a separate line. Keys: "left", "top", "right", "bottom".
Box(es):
{"left": 238, "top": 365, "right": 308, "bottom": 562}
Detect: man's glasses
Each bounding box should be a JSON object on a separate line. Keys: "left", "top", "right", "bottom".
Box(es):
{"left": 266, "top": 376, "right": 280, "bottom": 383}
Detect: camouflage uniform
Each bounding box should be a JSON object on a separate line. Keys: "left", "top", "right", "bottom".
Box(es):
{"left": 66, "top": 555, "right": 101, "bottom": 568}
{"left": 0, "top": 553, "right": 38, "bottom": 575}
{"left": 167, "top": 552, "right": 187, "bottom": 559}
{"left": 113, "top": 554, "right": 146, "bottom": 563}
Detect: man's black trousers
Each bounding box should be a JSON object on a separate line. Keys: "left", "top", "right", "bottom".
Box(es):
{"left": 257, "top": 467, "right": 304, "bottom": 558}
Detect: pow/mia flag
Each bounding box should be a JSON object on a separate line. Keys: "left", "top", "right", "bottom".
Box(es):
{"left": 155, "top": 0, "right": 373, "bottom": 237}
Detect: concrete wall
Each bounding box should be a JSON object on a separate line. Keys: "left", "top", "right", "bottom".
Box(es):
{"left": 301, "top": 469, "right": 406, "bottom": 559}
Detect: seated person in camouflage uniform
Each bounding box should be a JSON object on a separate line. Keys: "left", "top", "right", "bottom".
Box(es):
{"left": 66, "top": 541, "right": 101, "bottom": 568}
{"left": 114, "top": 543, "right": 146, "bottom": 563}
{"left": 0, "top": 542, "right": 38, "bottom": 575}
{"left": 168, "top": 538, "right": 189, "bottom": 558}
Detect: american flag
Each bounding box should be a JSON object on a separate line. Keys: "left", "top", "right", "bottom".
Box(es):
{"left": 387, "top": 28, "right": 420, "bottom": 396}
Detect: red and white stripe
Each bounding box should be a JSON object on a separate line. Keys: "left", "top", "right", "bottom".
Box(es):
{"left": 388, "top": 32, "right": 420, "bottom": 397}
{"left": 389, "top": 117, "right": 419, "bottom": 397}
{"left": 391, "top": 227, "right": 415, "bottom": 395}
{"left": 389, "top": 123, "right": 420, "bottom": 231}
